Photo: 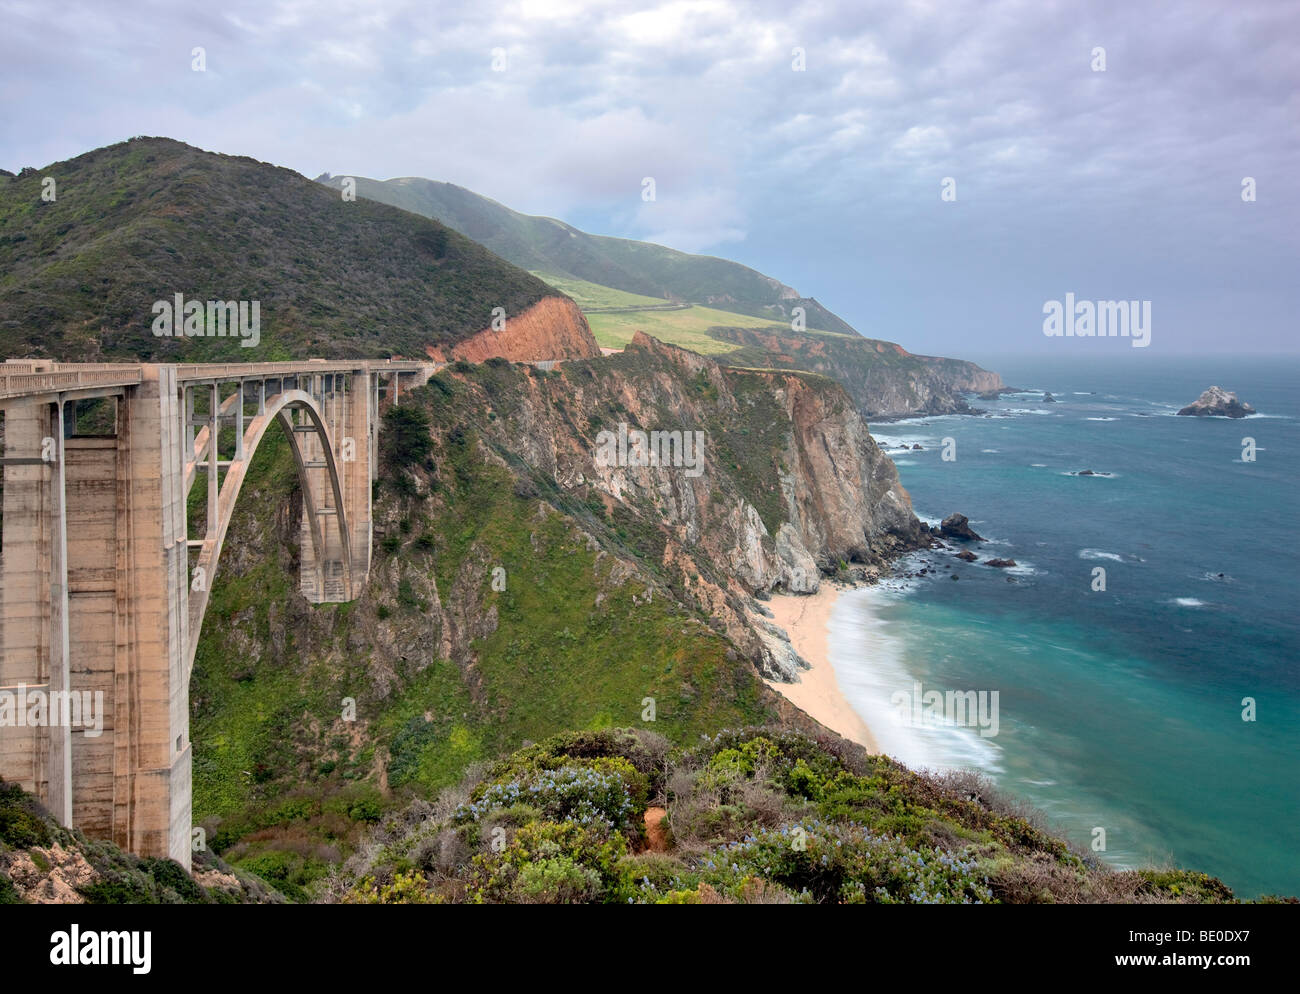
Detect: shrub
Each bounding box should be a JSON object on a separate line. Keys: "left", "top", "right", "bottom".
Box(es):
{"left": 0, "top": 873, "right": 22, "bottom": 904}
{"left": 381, "top": 405, "right": 434, "bottom": 472}
{"left": 455, "top": 765, "right": 637, "bottom": 832}
{"left": 512, "top": 857, "right": 602, "bottom": 904}
{"left": 467, "top": 820, "right": 634, "bottom": 904}
{"left": 345, "top": 869, "right": 436, "bottom": 904}
{"left": 698, "top": 820, "right": 993, "bottom": 905}
{"left": 140, "top": 857, "right": 206, "bottom": 903}
{"left": 0, "top": 808, "right": 51, "bottom": 849}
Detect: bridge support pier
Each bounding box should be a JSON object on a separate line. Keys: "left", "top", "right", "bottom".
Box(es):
{"left": 1, "top": 359, "right": 433, "bottom": 872}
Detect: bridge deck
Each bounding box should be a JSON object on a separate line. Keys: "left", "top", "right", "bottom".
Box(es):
{"left": 0, "top": 360, "right": 437, "bottom": 404}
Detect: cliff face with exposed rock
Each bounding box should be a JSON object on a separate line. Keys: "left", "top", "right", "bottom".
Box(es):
{"left": 707, "top": 326, "right": 1005, "bottom": 419}
{"left": 169, "top": 331, "right": 934, "bottom": 883}
{"left": 429, "top": 295, "right": 601, "bottom": 363}
{"left": 189, "top": 333, "right": 927, "bottom": 845}
{"left": 433, "top": 331, "right": 926, "bottom": 679}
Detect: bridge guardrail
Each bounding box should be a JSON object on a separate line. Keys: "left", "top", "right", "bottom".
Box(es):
{"left": 0, "top": 369, "right": 144, "bottom": 401}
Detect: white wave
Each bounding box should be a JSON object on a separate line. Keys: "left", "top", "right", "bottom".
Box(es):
{"left": 873, "top": 432, "right": 939, "bottom": 450}
{"left": 1079, "top": 549, "right": 1124, "bottom": 562}
{"left": 893, "top": 459, "right": 917, "bottom": 466}
{"left": 1170, "top": 597, "right": 1207, "bottom": 608}
{"left": 1030, "top": 463, "right": 1046, "bottom": 467}
{"left": 827, "top": 587, "right": 1004, "bottom": 774}
{"left": 1086, "top": 416, "right": 1119, "bottom": 422}
{"left": 980, "top": 448, "right": 999, "bottom": 453}
{"left": 997, "top": 559, "right": 1037, "bottom": 577}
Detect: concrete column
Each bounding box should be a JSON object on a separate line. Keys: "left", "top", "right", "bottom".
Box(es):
{"left": 206, "top": 384, "right": 218, "bottom": 538}
{"left": 65, "top": 433, "right": 122, "bottom": 837}
{"left": 0, "top": 401, "right": 56, "bottom": 810}
{"left": 346, "top": 370, "right": 373, "bottom": 582}
{"left": 115, "top": 367, "right": 191, "bottom": 867}
{"left": 235, "top": 381, "right": 245, "bottom": 461}
{"left": 47, "top": 401, "right": 73, "bottom": 826}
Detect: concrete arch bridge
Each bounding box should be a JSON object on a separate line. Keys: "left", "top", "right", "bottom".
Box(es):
{"left": 0, "top": 359, "right": 437, "bottom": 868}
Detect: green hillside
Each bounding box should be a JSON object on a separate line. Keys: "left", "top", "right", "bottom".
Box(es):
{"left": 0, "top": 138, "right": 559, "bottom": 362}
{"left": 334, "top": 726, "right": 1255, "bottom": 905}
{"left": 314, "top": 172, "right": 857, "bottom": 335}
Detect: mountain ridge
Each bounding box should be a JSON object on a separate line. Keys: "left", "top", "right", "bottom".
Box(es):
{"left": 313, "top": 172, "right": 857, "bottom": 335}
{"left": 0, "top": 138, "right": 598, "bottom": 363}
{"left": 312, "top": 170, "right": 1004, "bottom": 417}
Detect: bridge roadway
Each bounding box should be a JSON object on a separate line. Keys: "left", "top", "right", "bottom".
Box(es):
{"left": 0, "top": 358, "right": 439, "bottom": 868}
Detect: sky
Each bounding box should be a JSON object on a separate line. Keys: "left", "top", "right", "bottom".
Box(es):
{"left": 2, "top": 0, "right": 1297, "bottom": 355}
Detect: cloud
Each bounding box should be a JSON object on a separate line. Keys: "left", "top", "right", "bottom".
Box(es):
{"left": 1, "top": 0, "right": 1296, "bottom": 350}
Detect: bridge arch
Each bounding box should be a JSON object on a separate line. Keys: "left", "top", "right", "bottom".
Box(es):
{"left": 0, "top": 359, "right": 436, "bottom": 869}
{"left": 183, "top": 387, "right": 352, "bottom": 675}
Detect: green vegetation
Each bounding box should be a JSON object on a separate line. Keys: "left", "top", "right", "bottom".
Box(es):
{"left": 313, "top": 172, "right": 860, "bottom": 336}
{"left": 530, "top": 273, "right": 671, "bottom": 311}
{"left": 186, "top": 357, "right": 781, "bottom": 898}
{"left": 0, "top": 137, "right": 557, "bottom": 361}
{"left": 0, "top": 781, "right": 280, "bottom": 904}
{"left": 334, "top": 727, "right": 1256, "bottom": 905}
{"left": 585, "top": 304, "right": 783, "bottom": 354}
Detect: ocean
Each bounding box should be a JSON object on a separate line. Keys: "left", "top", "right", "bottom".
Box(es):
{"left": 830, "top": 353, "right": 1299, "bottom": 899}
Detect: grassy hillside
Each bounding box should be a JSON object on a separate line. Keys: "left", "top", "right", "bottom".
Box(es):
{"left": 331, "top": 726, "right": 1265, "bottom": 904}
{"left": 187, "top": 354, "right": 817, "bottom": 897}
{"left": 0, "top": 138, "right": 559, "bottom": 361}
{"left": 530, "top": 273, "right": 676, "bottom": 311}
{"left": 314, "top": 173, "right": 857, "bottom": 335}
{"left": 586, "top": 304, "right": 782, "bottom": 354}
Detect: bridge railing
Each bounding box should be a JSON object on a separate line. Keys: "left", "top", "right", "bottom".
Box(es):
{"left": 0, "top": 368, "right": 144, "bottom": 401}
{"left": 0, "top": 360, "right": 439, "bottom": 401}
{"left": 173, "top": 359, "right": 434, "bottom": 382}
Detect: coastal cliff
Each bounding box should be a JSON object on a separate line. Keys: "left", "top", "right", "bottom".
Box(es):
{"left": 707, "top": 326, "right": 1005, "bottom": 418}
{"left": 429, "top": 296, "right": 601, "bottom": 363}
{"left": 183, "top": 333, "right": 927, "bottom": 881}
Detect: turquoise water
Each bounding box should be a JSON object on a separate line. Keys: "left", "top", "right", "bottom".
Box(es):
{"left": 832, "top": 354, "right": 1299, "bottom": 899}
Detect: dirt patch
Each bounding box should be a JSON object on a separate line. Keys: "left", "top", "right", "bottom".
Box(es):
{"left": 643, "top": 806, "right": 669, "bottom": 852}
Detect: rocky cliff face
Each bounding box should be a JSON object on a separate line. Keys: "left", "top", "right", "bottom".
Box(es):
{"left": 429, "top": 295, "right": 601, "bottom": 363}
{"left": 431, "top": 332, "right": 926, "bottom": 679}
{"left": 707, "top": 327, "right": 1005, "bottom": 419}
{"left": 188, "top": 334, "right": 926, "bottom": 860}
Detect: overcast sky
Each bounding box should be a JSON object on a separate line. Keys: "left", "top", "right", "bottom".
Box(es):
{"left": 2, "top": 0, "right": 1296, "bottom": 354}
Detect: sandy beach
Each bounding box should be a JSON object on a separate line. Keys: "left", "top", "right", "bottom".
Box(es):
{"left": 765, "top": 585, "right": 878, "bottom": 752}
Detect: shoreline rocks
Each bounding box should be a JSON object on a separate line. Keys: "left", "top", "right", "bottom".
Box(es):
{"left": 937, "top": 512, "right": 984, "bottom": 542}
{"left": 1177, "top": 386, "right": 1256, "bottom": 418}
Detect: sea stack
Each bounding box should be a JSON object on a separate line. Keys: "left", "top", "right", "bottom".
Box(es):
{"left": 939, "top": 513, "right": 984, "bottom": 542}
{"left": 1177, "top": 386, "right": 1256, "bottom": 418}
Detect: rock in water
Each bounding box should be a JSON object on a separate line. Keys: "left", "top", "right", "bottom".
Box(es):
{"left": 984, "top": 558, "right": 1017, "bottom": 568}
{"left": 956, "top": 550, "right": 978, "bottom": 562}
{"left": 940, "top": 513, "right": 984, "bottom": 542}
{"left": 1042, "top": 391, "right": 1056, "bottom": 403}
{"left": 1177, "top": 386, "right": 1256, "bottom": 418}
